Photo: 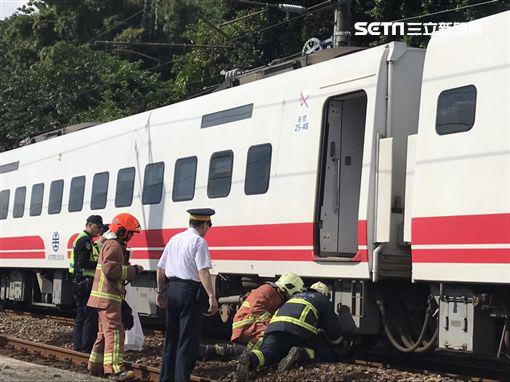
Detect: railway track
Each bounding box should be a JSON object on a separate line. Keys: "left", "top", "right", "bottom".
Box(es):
{"left": 3, "top": 309, "right": 508, "bottom": 381}
{"left": 0, "top": 335, "right": 212, "bottom": 382}
{"left": 355, "top": 349, "right": 509, "bottom": 382}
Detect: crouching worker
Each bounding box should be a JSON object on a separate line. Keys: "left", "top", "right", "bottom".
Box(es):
{"left": 198, "top": 273, "right": 304, "bottom": 361}
{"left": 87, "top": 213, "right": 144, "bottom": 381}
{"left": 235, "top": 282, "right": 343, "bottom": 381}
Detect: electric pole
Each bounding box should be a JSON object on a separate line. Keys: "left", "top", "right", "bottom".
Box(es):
{"left": 333, "top": 0, "right": 352, "bottom": 47}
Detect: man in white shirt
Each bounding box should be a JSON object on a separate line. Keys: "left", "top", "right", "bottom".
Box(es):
{"left": 156, "top": 208, "right": 218, "bottom": 382}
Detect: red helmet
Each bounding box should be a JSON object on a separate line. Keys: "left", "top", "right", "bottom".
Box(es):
{"left": 109, "top": 213, "right": 141, "bottom": 241}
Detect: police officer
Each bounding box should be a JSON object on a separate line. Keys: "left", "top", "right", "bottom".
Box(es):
{"left": 69, "top": 215, "right": 103, "bottom": 353}
{"left": 156, "top": 208, "right": 218, "bottom": 382}
{"left": 236, "top": 282, "right": 344, "bottom": 381}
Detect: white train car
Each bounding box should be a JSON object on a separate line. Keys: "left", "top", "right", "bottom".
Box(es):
{"left": 1, "top": 10, "right": 509, "bottom": 359}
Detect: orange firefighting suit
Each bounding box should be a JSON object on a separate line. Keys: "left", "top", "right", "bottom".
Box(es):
{"left": 87, "top": 239, "right": 138, "bottom": 375}
{"left": 231, "top": 283, "right": 286, "bottom": 350}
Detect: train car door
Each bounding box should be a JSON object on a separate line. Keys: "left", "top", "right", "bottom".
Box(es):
{"left": 318, "top": 91, "right": 367, "bottom": 257}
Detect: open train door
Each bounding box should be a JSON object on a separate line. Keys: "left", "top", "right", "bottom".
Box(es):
{"left": 318, "top": 91, "right": 367, "bottom": 258}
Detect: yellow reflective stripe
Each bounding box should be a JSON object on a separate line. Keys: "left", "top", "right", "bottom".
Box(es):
{"left": 89, "top": 351, "right": 103, "bottom": 363}
{"left": 256, "top": 311, "right": 271, "bottom": 322}
{"left": 90, "top": 290, "right": 122, "bottom": 302}
{"left": 121, "top": 265, "right": 128, "bottom": 280}
{"left": 269, "top": 316, "right": 318, "bottom": 334}
{"left": 246, "top": 337, "right": 263, "bottom": 351}
{"left": 104, "top": 352, "right": 113, "bottom": 364}
{"left": 69, "top": 231, "right": 90, "bottom": 273}
{"left": 287, "top": 298, "right": 318, "bottom": 318}
{"left": 299, "top": 305, "right": 310, "bottom": 322}
{"left": 112, "top": 330, "right": 121, "bottom": 374}
{"left": 252, "top": 349, "right": 265, "bottom": 368}
{"left": 241, "top": 300, "right": 250, "bottom": 308}
{"left": 232, "top": 311, "right": 272, "bottom": 329}
{"left": 232, "top": 316, "right": 255, "bottom": 329}
{"left": 304, "top": 348, "right": 315, "bottom": 359}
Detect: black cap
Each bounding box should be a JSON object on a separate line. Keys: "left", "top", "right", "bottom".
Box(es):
{"left": 86, "top": 215, "right": 103, "bottom": 225}
{"left": 100, "top": 224, "right": 110, "bottom": 233}
{"left": 187, "top": 208, "right": 215, "bottom": 222}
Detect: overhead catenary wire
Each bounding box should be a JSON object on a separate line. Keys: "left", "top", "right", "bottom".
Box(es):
{"left": 230, "top": 0, "right": 335, "bottom": 43}
{"left": 389, "top": 0, "right": 503, "bottom": 23}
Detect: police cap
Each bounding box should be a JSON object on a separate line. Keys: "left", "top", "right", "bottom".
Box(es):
{"left": 86, "top": 215, "right": 103, "bottom": 225}
{"left": 187, "top": 208, "right": 215, "bottom": 222}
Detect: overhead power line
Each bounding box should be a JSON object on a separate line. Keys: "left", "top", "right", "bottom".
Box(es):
{"left": 230, "top": 0, "right": 335, "bottom": 43}
{"left": 94, "top": 41, "right": 234, "bottom": 49}
{"left": 390, "top": 0, "right": 503, "bottom": 22}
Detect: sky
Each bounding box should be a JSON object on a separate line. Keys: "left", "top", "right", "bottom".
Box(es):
{"left": 1, "top": 0, "right": 29, "bottom": 20}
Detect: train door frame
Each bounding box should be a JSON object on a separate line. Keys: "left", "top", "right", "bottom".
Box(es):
{"left": 315, "top": 90, "right": 368, "bottom": 258}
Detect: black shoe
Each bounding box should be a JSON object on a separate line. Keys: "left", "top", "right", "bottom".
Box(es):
{"left": 235, "top": 351, "right": 250, "bottom": 382}
{"left": 107, "top": 370, "right": 135, "bottom": 381}
{"left": 277, "top": 346, "right": 306, "bottom": 373}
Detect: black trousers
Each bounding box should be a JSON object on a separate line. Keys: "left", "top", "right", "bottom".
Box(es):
{"left": 73, "top": 301, "right": 98, "bottom": 353}
{"left": 72, "top": 277, "right": 97, "bottom": 353}
{"left": 160, "top": 280, "right": 207, "bottom": 382}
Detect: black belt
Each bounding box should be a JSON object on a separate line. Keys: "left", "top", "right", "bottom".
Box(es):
{"left": 167, "top": 277, "right": 201, "bottom": 287}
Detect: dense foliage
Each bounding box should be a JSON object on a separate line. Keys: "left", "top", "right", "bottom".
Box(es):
{"left": 0, "top": 0, "right": 506, "bottom": 151}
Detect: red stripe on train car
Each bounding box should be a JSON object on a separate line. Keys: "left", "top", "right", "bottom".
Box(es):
{"left": 412, "top": 249, "right": 510, "bottom": 263}
{"left": 1, "top": 251, "right": 46, "bottom": 259}
{"left": 412, "top": 213, "right": 510, "bottom": 245}
{"left": 129, "top": 223, "right": 316, "bottom": 248}
{"left": 358, "top": 220, "right": 367, "bottom": 246}
{"left": 0, "top": 236, "right": 45, "bottom": 251}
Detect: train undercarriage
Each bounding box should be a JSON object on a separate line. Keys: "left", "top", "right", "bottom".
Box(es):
{"left": 1, "top": 267, "right": 509, "bottom": 363}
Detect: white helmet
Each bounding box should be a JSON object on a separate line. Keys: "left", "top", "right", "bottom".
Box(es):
{"left": 275, "top": 273, "right": 304, "bottom": 297}
{"left": 310, "top": 281, "right": 330, "bottom": 296}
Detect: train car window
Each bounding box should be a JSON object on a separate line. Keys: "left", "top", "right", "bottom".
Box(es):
{"left": 142, "top": 162, "right": 165, "bottom": 205}
{"left": 172, "top": 156, "right": 197, "bottom": 202}
{"left": 436, "top": 85, "right": 477, "bottom": 135}
{"left": 0, "top": 190, "right": 9, "bottom": 220}
{"left": 208, "top": 150, "right": 233, "bottom": 198}
{"left": 245, "top": 144, "right": 272, "bottom": 195}
{"left": 30, "top": 183, "right": 44, "bottom": 216}
{"left": 0, "top": 161, "right": 19, "bottom": 174}
{"left": 69, "top": 176, "right": 86, "bottom": 212}
{"left": 115, "top": 167, "right": 135, "bottom": 207}
{"left": 13, "top": 187, "right": 27, "bottom": 218}
{"left": 201, "top": 104, "right": 253, "bottom": 128}
{"left": 48, "top": 180, "right": 64, "bottom": 214}
{"left": 91, "top": 172, "right": 109, "bottom": 210}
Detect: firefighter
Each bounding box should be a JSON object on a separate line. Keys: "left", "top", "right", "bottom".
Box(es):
{"left": 69, "top": 215, "right": 103, "bottom": 353}
{"left": 199, "top": 273, "right": 304, "bottom": 361}
{"left": 87, "top": 213, "right": 144, "bottom": 381}
{"left": 236, "top": 282, "right": 344, "bottom": 381}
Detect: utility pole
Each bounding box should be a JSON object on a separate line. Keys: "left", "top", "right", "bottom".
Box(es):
{"left": 333, "top": 0, "right": 352, "bottom": 47}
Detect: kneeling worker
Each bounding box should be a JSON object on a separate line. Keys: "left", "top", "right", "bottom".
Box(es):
{"left": 199, "top": 273, "right": 304, "bottom": 360}
{"left": 236, "top": 281, "right": 343, "bottom": 381}
{"left": 87, "top": 213, "right": 144, "bottom": 381}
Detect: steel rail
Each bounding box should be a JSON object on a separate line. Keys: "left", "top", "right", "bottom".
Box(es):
{"left": 0, "top": 335, "right": 212, "bottom": 382}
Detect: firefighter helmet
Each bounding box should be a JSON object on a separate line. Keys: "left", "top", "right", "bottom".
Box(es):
{"left": 109, "top": 213, "right": 141, "bottom": 241}
{"left": 310, "top": 281, "right": 330, "bottom": 296}
{"left": 275, "top": 273, "right": 304, "bottom": 297}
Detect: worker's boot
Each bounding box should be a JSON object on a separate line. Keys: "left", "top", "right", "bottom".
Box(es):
{"left": 107, "top": 370, "right": 135, "bottom": 381}
{"left": 225, "top": 343, "right": 246, "bottom": 358}
{"left": 277, "top": 346, "right": 306, "bottom": 373}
